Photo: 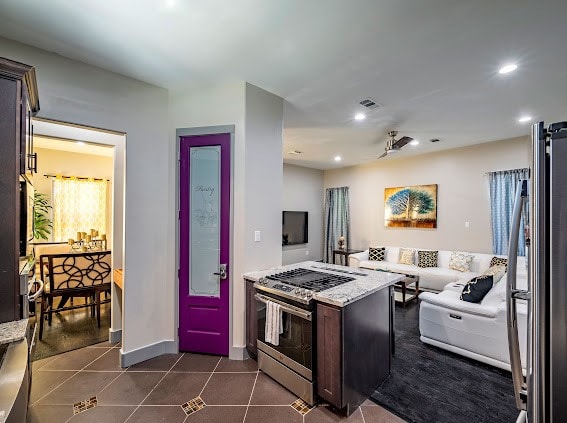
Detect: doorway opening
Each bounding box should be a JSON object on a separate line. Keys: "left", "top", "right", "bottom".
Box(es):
{"left": 29, "top": 117, "right": 125, "bottom": 361}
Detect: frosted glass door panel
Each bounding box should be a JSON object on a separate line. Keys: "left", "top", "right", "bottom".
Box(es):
{"left": 190, "top": 146, "right": 221, "bottom": 297}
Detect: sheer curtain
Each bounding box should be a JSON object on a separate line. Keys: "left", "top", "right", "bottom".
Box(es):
{"left": 488, "top": 168, "right": 529, "bottom": 256}
{"left": 323, "top": 187, "right": 350, "bottom": 263}
{"left": 52, "top": 178, "right": 108, "bottom": 242}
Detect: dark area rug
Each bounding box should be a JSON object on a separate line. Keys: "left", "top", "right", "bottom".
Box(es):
{"left": 370, "top": 301, "right": 519, "bottom": 423}
{"left": 29, "top": 297, "right": 111, "bottom": 361}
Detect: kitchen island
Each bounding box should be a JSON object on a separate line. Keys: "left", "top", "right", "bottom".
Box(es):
{"left": 244, "top": 261, "right": 403, "bottom": 415}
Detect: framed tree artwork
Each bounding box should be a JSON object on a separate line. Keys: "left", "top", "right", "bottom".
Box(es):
{"left": 384, "top": 184, "right": 438, "bottom": 228}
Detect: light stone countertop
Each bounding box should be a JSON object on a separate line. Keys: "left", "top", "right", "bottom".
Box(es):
{"left": 243, "top": 261, "right": 404, "bottom": 307}
{"left": 0, "top": 319, "right": 29, "bottom": 345}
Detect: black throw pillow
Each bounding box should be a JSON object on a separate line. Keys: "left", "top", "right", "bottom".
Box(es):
{"left": 460, "top": 274, "right": 494, "bottom": 303}
{"left": 369, "top": 247, "right": 385, "bottom": 261}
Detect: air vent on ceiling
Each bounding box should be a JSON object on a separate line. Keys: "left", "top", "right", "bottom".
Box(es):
{"left": 287, "top": 150, "right": 303, "bottom": 155}
{"left": 359, "top": 98, "right": 381, "bottom": 110}
{"left": 430, "top": 138, "right": 440, "bottom": 143}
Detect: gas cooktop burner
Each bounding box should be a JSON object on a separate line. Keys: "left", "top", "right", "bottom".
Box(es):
{"left": 265, "top": 268, "right": 354, "bottom": 292}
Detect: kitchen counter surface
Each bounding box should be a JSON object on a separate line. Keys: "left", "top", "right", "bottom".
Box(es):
{"left": 243, "top": 261, "right": 403, "bottom": 307}
{"left": 0, "top": 319, "right": 29, "bottom": 346}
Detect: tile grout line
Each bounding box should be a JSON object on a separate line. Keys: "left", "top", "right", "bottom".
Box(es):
{"left": 360, "top": 406, "right": 366, "bottom": 423}
{"left": 197, "top": 356, "right": 223, "bottom": 398}
{"left": 123, "top": 352, "right": 186, "bottom": 423}
{"left": 31, "top": 346, "right": 116, "bottom": 407}
{"left": 241, "top": 370, "right": 259, "bottom": 423}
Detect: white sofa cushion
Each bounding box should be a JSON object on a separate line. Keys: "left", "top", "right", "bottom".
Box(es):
{"left": 419, "top": 291, "right": 499, "bottom": 318}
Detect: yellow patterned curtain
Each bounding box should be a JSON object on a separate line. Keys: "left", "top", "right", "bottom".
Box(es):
{"left": 52, "top": 178, "right": 107, "bottom": 242}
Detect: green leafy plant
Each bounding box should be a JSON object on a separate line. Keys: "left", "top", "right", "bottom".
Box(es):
{"left": 33, "top": 192, "right": 53, "bottom": 240}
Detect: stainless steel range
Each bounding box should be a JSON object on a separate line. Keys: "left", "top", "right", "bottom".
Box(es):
{"left": 255, "top": 267, "right": 356, "bottom": 304}
{"left": 253, "top": 267, "right": 356, "bottom": 405}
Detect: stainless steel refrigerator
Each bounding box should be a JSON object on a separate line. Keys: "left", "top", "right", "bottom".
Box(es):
{"left": 507, "top": 121, "right": 567, "bottom": 423}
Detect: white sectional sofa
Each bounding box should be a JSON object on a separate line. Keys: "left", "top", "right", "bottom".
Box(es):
{"left": 349, "top": 246, "right": 527, "bottom": 370}
{"left": 348, "top": 246, "right": 507, "bottom": 292}
{"left": 419, "top": 267, "right": 528, "bottom": 371}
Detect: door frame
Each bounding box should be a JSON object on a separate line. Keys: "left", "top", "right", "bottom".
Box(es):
{"left": 175, "top": 125, "right": 235, "bottom": 356}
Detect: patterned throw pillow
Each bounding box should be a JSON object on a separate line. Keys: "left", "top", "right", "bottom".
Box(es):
{"left": 398, "top": 248, "right": 415, "bottom": 265}
{"left": 460, "top": 274, "right": 494, "bottom": 303}
{"left": 369, "top": 247, "right": 385, "bottom": 261}
{"left": 482, "top": 265, "right": 507, "bottom": 283}
{"left": 449, "top": 251, "right": 474, "bottom": 272}
{"left": 418, "top": 250, "right": 438, "bottom": 268}
{"left": 490, "top": 257, "right": 508, "bottom": 271}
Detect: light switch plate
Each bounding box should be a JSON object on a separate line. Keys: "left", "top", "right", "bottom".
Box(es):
{"left": 254, "top": 231, "right": 261, "bottom": 242}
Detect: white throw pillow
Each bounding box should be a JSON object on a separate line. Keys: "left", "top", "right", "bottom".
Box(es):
{"left": 398, "top": 248, "right": 415, "bottom": 265}
{"left": 449, "top": 251, "right": 474, "bottom": 272}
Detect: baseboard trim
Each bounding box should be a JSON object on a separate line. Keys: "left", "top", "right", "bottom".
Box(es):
{"left": 108, "top": 328, "right": 122, "bottom": 344}
{"left": 120, "top": 340, "right": 177, "bottom": 368}
{"left": 229, "top": 345, "right": 248, "bottom": 361}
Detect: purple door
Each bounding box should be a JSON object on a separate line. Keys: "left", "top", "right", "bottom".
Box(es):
{"left": 179, "top": 133, "right": 230, "bottom": 355}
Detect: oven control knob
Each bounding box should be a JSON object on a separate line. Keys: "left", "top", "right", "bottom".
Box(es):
{"left": 306, "top": 291, "right": 313, "bottom": 299}
{"left": 300, "top": 289, "right": 306, "bottom": 296}
{"left": 294, "top": 287, "right": 301, "bottom": 294}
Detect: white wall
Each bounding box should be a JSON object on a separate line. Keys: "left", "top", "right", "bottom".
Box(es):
{"left": 282, "top": 164, "right": 324, "bottom": 264}
{"left": 169, "top": 81, "right": 283, "bottom": 358}
{"left": 324, "top": 136, "right": 530, "bottom": 254}
{"left": 243, "top": 83, "right": 283, "bottom": 270}
{"left": 0, "top": 37, "right": 173, "bottom": 356}
{"left": 34, "top": 147, "right": 114, "bottom": 243}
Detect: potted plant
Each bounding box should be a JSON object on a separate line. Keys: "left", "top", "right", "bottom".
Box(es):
{"left": 33, "top": 192, "right": 53, "bottom": 240}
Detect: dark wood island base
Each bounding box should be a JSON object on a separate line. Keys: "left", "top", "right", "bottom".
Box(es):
{"left": 317, "top": 286, "right": 394, "bottom": 415}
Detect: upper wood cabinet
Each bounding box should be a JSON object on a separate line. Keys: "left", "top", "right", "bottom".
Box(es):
{"left": 0, "top": 57, "right": 40, "bottom": 323}
{"left": 0, "top": 57, "right": 40, "bottom": 178}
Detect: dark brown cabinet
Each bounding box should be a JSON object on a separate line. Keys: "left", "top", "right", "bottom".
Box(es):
{"left": 0, "top": 57, "right": 40, "bottom": 323}
{"left": 316, "top": 303, "right": 342, "bottom": 406}
{"left": 316, "top": 286, "right": 393, "bottom": 415}
{"left": 245, "top": 278, "right": 257, "bottom": 357}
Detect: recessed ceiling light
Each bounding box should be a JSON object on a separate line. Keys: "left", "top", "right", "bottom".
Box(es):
{"left": 498, "top": 64, "right": 518, "bottom": 74}
{"left": 334, "top": 156, "right": 342, "bottom": 162}
{"left": 410, "top": 140, "right": 419, "bottom": 146}
{"left": 354, "top": 113, "right": 366, "bottom": 121}
{"left": 518, "top": 115, "right": 532, "bottom": 123}
{"left": 76, "top": 141, "right": 85, "bottom": 146}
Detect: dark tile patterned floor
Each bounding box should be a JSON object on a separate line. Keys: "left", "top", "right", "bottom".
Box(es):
{"left": 30, "top": 297, "right": 111, "bottom": 361}
{"left": 29, "top": 342, "right": 404, "bottom": 423}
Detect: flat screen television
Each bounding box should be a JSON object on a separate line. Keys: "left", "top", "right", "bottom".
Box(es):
{"left": 282, "top": 211, "right": 308, "bottom": 246}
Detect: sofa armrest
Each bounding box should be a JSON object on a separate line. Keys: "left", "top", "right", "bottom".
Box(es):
{"left": 348, "top": 250, "right": 369, "bottom": 268}
{"left": 419, "top": 292, "right": 499, "bottom": 318}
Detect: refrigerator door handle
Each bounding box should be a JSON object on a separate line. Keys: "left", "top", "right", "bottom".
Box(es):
{"left": 506, "top": 179, "right": 528, "bottom": 411}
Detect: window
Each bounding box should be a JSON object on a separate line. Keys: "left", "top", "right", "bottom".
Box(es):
{"left": 488, "top": 168, "right": 529, "bottom": 256}
{"left": 52, "top": 177, "right": 108, "bottom": 242}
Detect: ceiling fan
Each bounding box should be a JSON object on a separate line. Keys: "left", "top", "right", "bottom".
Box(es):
{"left": 378, "top": 130, "right": 413, "bottom": 159}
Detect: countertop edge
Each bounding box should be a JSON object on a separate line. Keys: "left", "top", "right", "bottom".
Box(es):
{"left": 313, "top": 278, "right": 403, "bottom": 307}
{"left": 0, "top": 319, "right": 29, "bottom": 346}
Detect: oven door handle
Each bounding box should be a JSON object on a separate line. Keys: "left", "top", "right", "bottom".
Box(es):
{"left": 255, "top": 293, "right": 312, "bottom": 321}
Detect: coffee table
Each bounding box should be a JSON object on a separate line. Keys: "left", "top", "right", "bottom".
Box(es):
{"left": 371, "top": 269, "right": 420, "bottom": 307}
{"left": 394, "top": 274, "right": 420, "bottom": 307}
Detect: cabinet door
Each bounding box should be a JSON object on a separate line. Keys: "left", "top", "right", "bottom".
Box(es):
{"left": 245, "top": 279, "right": 257, "bottom": 357}
{"left": 317, "top": 303, "right": 342, "bottom": 407}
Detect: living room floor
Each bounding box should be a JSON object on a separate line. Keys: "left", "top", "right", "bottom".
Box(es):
{"left": 29, "top": 342, "right": 404, "bottom": 423}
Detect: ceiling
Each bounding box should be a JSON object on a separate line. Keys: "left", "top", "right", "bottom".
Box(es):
{"left": 1, "top": 0, "right": 567, "bottom": 169}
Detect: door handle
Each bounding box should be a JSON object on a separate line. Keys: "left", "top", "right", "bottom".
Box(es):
{"left": 213, "top": 263, "right": 227, "bottom": 280}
